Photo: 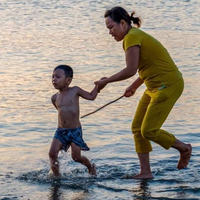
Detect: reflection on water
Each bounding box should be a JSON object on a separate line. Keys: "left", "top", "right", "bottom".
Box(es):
{"left": 0, "top": 0, "right": 200, "bottom": 199}
{"left": 49, "top": 184, "right": 89, "bottom": 200}
{"left": 132, "top": 180, "right": 151, "bottom": 200}
{"left": 49, "top": 183, "right": 62, "bottom": 200}
{"left": 137, "top": 180, "right": 151, "bottom": 198}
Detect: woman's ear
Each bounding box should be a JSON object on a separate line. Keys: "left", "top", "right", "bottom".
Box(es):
{"left": 120, "top": 19, "right": 126, "bottom": 28}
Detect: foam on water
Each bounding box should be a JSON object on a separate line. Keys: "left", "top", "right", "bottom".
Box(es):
{"left": 7, "top": 157, "right": 198, "bottom": 199}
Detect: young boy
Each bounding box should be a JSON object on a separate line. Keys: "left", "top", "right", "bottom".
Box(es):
{"left": 49, "top": 65, "right": 98, "bottom": 177}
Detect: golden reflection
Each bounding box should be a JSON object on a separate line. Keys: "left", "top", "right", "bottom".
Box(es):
{"left": 48, "top": 182, "right": 89, "bottom": 200}
{"left": 131, "top": 179, "right": 151, "bottom": 199}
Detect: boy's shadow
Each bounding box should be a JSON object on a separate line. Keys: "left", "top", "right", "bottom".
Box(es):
{"left": 49, "top": 181, "right": 62, "bottom": 200}
{"left": 48, "top": 180, "right": 89, "bottom": 200}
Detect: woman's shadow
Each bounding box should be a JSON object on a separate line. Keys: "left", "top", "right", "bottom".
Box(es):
{"left": 131, "top": 179, "right": 151, "bottom": 199}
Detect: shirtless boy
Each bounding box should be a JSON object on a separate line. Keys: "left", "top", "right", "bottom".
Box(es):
{"left": 49, "top": 65, "right": 98, "bottom": 176}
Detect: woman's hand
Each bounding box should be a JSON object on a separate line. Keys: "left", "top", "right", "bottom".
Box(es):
{"left": 94, "top": 77, "right": 108, "bottom": 92}
{"left": 124, "top": 85, "right": 136, "bottom": 97}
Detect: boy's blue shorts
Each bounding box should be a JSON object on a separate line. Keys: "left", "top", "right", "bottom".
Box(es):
{"left": 54, "top": 127, "right": 90, "bottom": 152}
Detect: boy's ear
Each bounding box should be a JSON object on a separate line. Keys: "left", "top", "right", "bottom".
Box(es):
{"left": 66, "top": 77, "right": 72, "bottom": 84}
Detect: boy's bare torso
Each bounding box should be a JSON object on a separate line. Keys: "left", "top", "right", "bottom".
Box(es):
{"left": 52, "top": 87, "right": 81, "bottom": 129}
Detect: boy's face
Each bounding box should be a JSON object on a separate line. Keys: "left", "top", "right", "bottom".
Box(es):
{"left": 52, "top": 69, "right": 71, "bottom": 89}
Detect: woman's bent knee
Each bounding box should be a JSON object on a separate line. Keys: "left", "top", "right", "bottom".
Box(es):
{"left": 141, "top": 128, "right": 175, "bottom": 149}
{"left": 132, "top": 130, "right": 153, "bottom": 153}
{"left": 141, "top": 129, "right": 157, "bottom": 141}
{"left": 132, "top": 130, "right": 144, "bottom": 141}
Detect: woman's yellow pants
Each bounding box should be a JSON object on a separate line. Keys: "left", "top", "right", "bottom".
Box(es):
{"left": 132, "top": 78, "right": 184, "bottom": 153}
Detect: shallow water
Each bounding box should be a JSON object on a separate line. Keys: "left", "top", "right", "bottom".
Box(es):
{"left": 0, "top": 0, "right": 200, "bottom": 199}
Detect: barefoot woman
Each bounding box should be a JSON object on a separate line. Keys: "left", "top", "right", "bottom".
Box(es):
{"left": 95, "top": 6, "right": 192, "bottom": 179}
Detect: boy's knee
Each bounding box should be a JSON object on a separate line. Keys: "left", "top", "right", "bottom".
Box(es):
{"left": 49, "top": 151, "right": 58, "bottom": 160}
{"left": 72, "top": 155, "right": 81, "bottom": 162}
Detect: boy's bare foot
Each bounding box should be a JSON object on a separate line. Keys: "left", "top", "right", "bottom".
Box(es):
{"left": 177, "top": 144, "right": 192, "bottom": 170}
{"left": 131, "top": 172, "right": 153, "bottom": 179}
{"left": 48, "top": 170, "right": 60, "bottom": 179}
{"left": 89, "top": 163, "right": 97, "bottom": 176}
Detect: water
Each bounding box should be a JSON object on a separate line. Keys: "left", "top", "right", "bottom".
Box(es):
{"left": 0, "top": 0, "right": 200, "bottom": 199}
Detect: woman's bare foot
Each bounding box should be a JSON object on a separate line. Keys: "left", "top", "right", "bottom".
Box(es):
{"left": 177, "top": 144, "right": 192, "bottom": 169}
{"left": 89, "top": 163, "right": 97, "bottom": 176}
{"left": 132, "top": 172, "right": 153, "bottom": 179}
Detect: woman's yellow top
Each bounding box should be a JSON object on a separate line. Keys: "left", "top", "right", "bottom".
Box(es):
{"left": 123, "top": 27, "right": 182, "bottom": 90}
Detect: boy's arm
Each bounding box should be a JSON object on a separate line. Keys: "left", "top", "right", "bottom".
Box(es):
{"left": 51, "top": 93, "right": 58, "bottom": 109}
{"left": 76, "top": 85, "right": 98, "bottom": 100}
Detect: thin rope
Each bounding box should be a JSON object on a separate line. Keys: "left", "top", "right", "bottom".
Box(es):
{"left": 81, "top": 95, "right": 124, "bottom": 119}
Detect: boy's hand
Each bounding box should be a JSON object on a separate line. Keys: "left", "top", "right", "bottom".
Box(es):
{"left": 94, "top": 77, "right": 108, "bottom": 92}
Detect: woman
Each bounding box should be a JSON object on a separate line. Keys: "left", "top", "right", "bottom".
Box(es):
{"left": 95, "top": 6, "right": 192, "bottom": 179}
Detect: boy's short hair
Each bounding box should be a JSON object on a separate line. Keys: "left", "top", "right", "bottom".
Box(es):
{"left": 54, "top": 65, "right": 73, "bottom": 78}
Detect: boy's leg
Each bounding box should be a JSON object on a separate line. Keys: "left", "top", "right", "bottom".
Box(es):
{"left": 71, "top": 142, "right": 96, "bottom": 175}
{"left": 49, "top": 138, "right": 63, "bottom": 176}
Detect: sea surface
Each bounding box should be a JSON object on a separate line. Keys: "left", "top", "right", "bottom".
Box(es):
{"left": 0, "top": 0, "right": 200, "bottom": 199}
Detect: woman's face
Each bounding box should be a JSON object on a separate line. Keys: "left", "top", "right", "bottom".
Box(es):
{"left": 105, "top": 16, "right": 126, "bottom": 42}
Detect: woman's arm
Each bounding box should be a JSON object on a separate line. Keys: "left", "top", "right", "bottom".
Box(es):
{"left": 124, "top": 76, "right": 144, "bottom": 97}
{"left": 129, "top": 76, "right": 144, "bottom": 90}
{"left": 95, "top": 45, "right": 140, "bottom": 90}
